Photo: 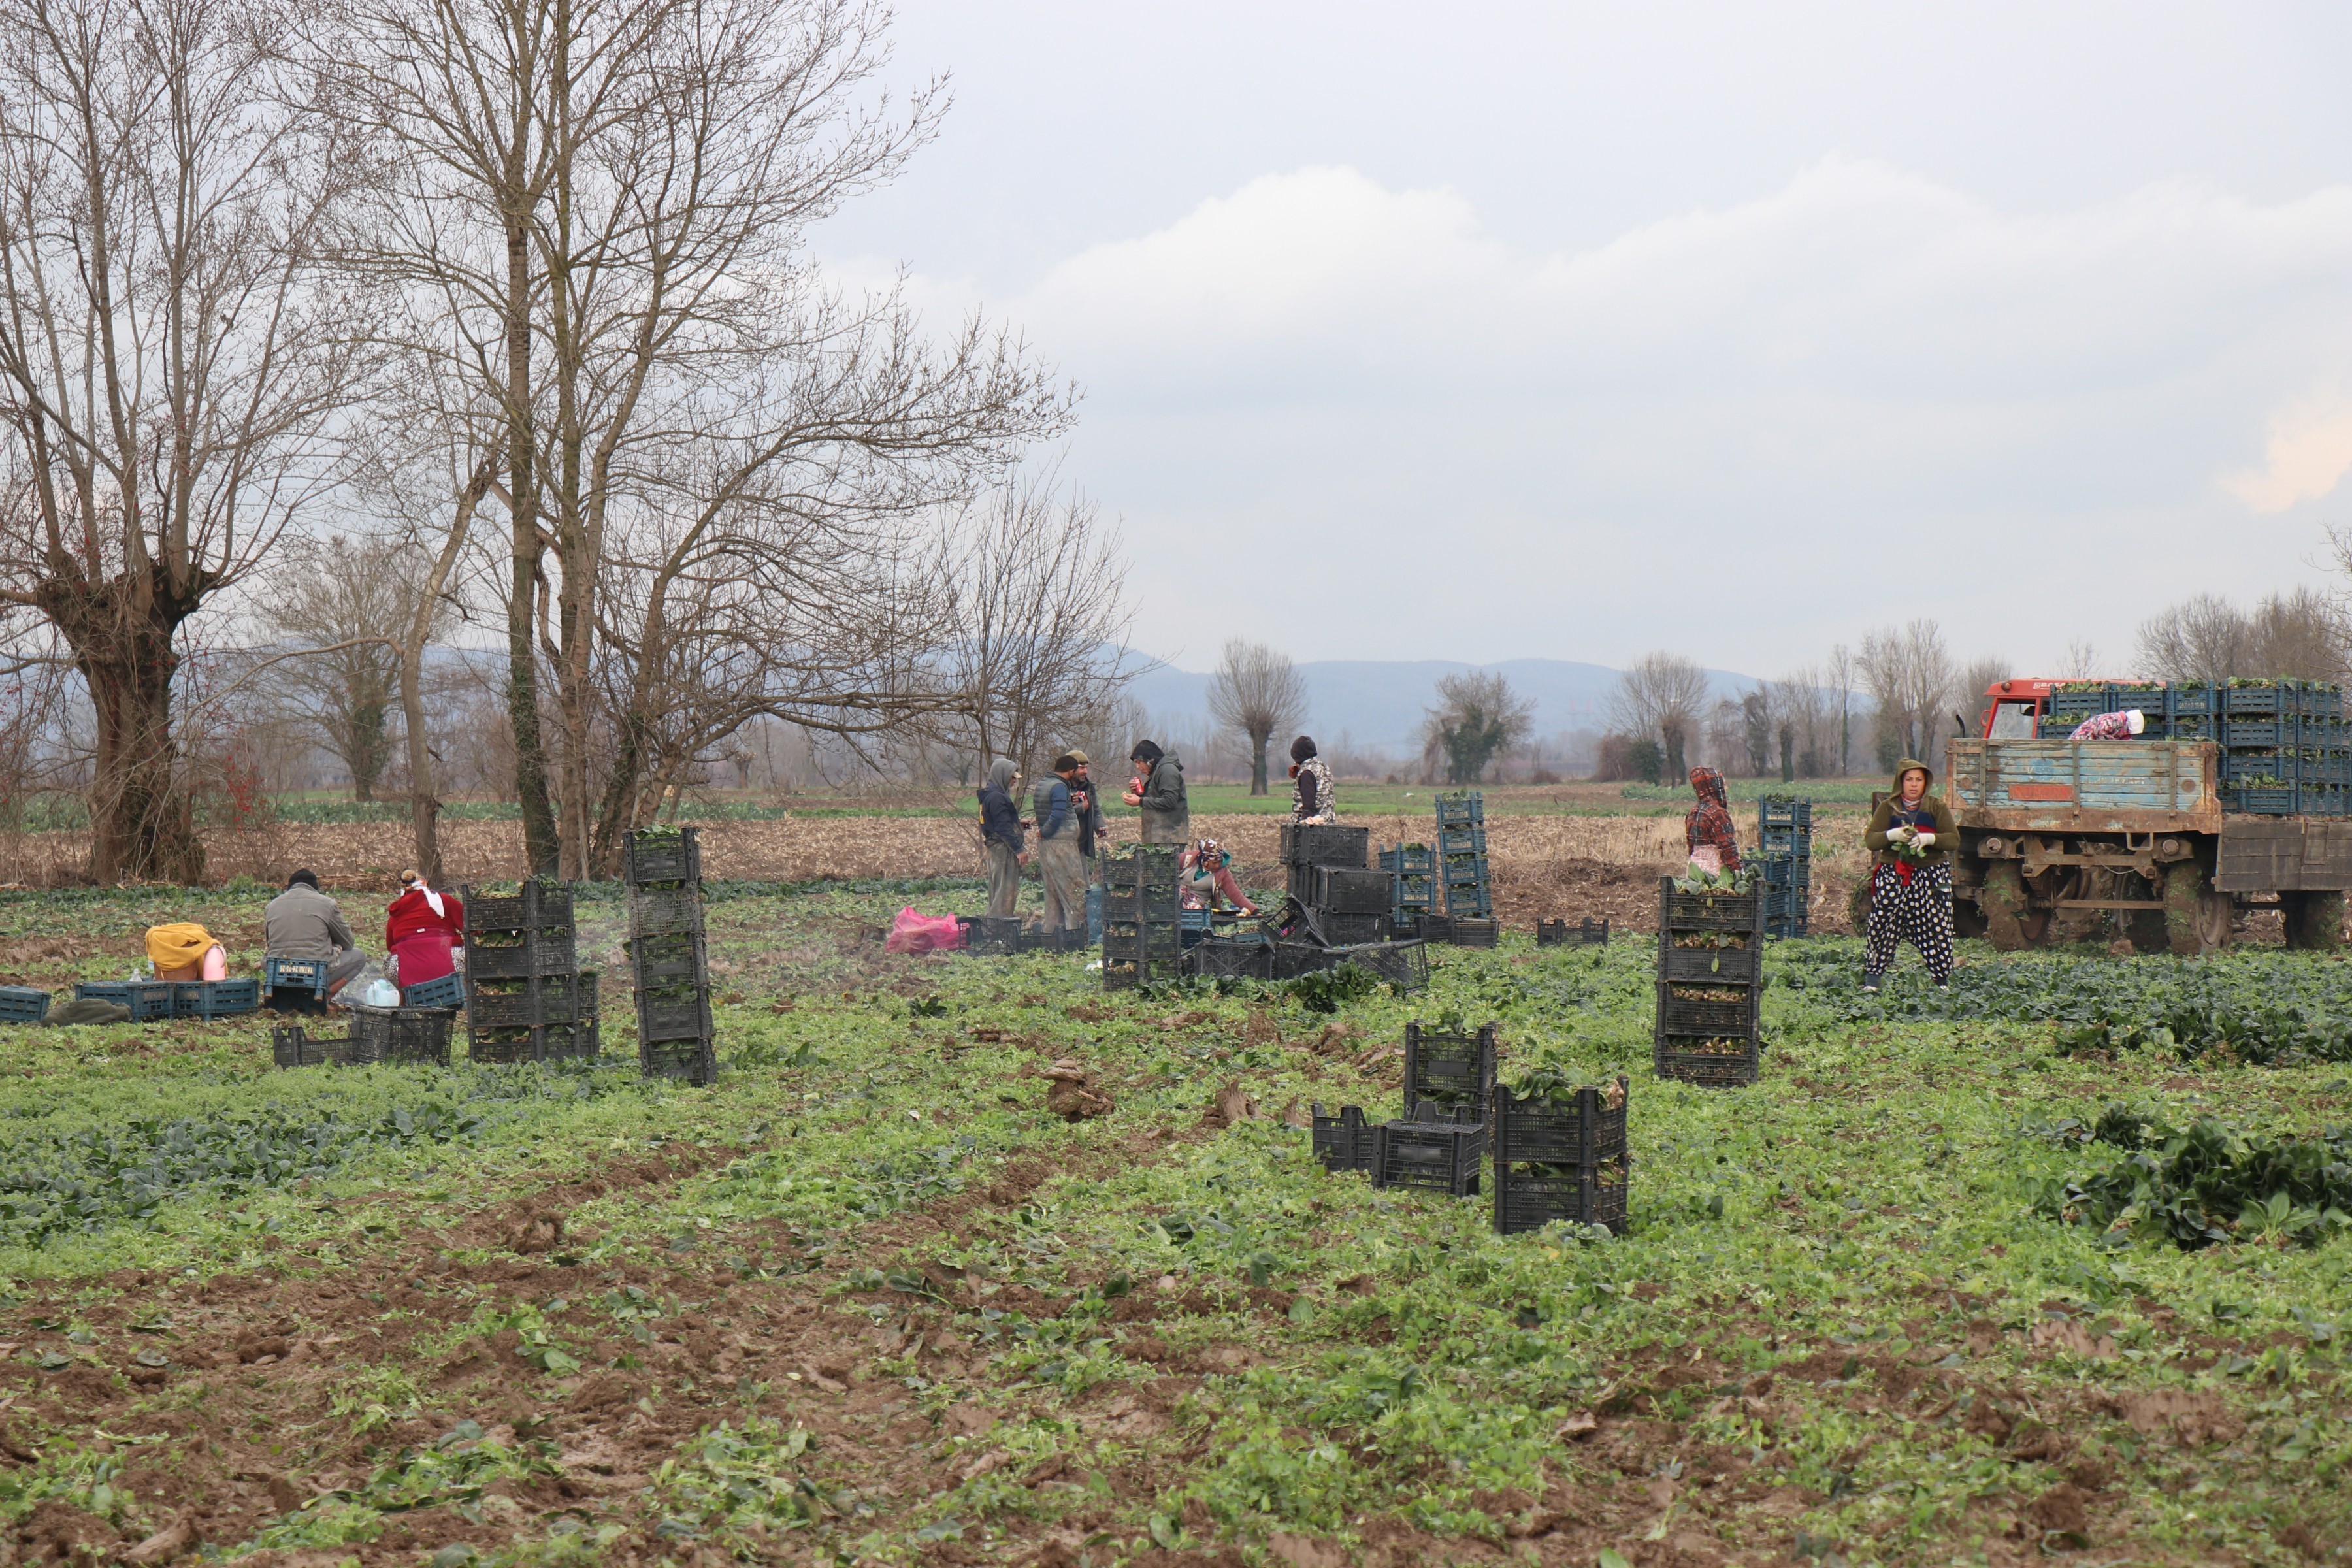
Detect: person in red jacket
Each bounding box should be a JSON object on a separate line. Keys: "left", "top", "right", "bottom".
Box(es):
{"left": 385, "top": 871, "right": 466, "bottom": 993}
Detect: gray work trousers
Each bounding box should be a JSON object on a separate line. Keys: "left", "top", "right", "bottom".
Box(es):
{"left": 985, "top": 841, "right": 1021, "bottom": 918}
{"left": 1036, "top": 835, "right": 1086, "bottom": 930}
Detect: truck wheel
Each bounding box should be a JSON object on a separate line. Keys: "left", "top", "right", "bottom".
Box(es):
{"left": 1847, "top": 875, "right": 1873, "bottom": 934}
{"left": 2163, "top": 862, "right": 2230, "bottom": 956}
{"left": 2281, "top": 890, "right": 2346, "bottom": 952}
{"left": 1952, "top": 896, "right": 1989, "bottom": 939}
{"left": 2124, "top": 873, "right": 2170, "bottom": 954}
{"left": 1978, "top": 862, "right": 2044, "bottom": 951}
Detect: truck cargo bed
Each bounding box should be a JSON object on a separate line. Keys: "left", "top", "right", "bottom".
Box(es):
{"left": 1946, "top": 738, "right": 2220, "bottom": 834}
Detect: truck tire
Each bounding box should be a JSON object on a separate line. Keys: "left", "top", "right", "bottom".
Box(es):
{"left": 2163, "top": 862, "right": 2230, "bottom": 956}
{"left": 1978, "top": 861, "right": 2042, "bottom": 951}
{"left": 1848, "top": 875, "right": 1872, "bottom": 934}
{"left": 2281, "top": 890, "right": 2346, "bottom": 952}
{"left": 2123, "top": 872, "right": 2170, "bottom": 953}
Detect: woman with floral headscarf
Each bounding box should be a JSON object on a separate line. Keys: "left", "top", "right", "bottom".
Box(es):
{"left": 1684, "top": 768, "right": 1742, "bottom": 875}
{"left": 1179, "top": 840, "right": 1258, "bottom": 916}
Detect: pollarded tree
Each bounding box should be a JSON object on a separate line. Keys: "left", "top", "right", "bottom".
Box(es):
{"left": 1207, "top": 640, "right": 1307, "bottom": 795}
{"left": 1422, "top": 670, "right": 1534, "bottom": 785}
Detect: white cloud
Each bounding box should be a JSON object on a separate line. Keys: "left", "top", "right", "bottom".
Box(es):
{"left": 888, "top": 160, "right": 2352, "bottom": 670}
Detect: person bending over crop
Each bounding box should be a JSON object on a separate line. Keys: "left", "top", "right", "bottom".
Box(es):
{"left": 1684, "top": 768, "right": 1741, "bottom": 875}
{"left": 1862, "top": 757, "right": 1959, "bottom": 992}
{"left": 1288, "top": 736, "right": 1337, "bottom": 825}
{"left": 1179, "top": 839, "right": 1258, "bottom": 917}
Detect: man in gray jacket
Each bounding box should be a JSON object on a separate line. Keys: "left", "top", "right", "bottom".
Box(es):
{"left": 265, "top": 870, "right": 368, "bottom": 1005}
{"left": 1124, "top": 740, "right": 1190, "bottom": 845}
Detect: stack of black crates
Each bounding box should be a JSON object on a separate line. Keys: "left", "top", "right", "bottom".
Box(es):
{"left": 1284, "top": 823, "right": 1385, "bottom": 945}
{"left": 2042, "top": 679, "right": 2349, "bottom": 817}
{"left": 1310, "top": 1021, "right": 1631, "bottom": 1234}
{"left": 1104, "top": 843, "right": 1182, "bottom": 990}
{"left": 1654, "top": 877, "right": 1762, "bottom": 1086}
{"left": 463, "top": 881, "right": 598, "bottom": 1064}
{"left": 626, "top": 827, "right": 716, "bottom": 1083}
{"left": 1492, "top": 1074, "right": 1630, "bottom": 1234}
{"left": 1756, "top": 797, "right": 1812, "bottom": 939}
{"left": 1436, "top": 792, "right": 1497, "bottom": 944}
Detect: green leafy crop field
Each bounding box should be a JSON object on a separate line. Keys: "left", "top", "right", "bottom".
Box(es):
{"left": 0, "top": 881, "right": 2343, "bottom": 1567}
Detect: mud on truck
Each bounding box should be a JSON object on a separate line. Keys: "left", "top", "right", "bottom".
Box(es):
{"left": 1921, "top": 678, "right": 2352, "bottom": 955}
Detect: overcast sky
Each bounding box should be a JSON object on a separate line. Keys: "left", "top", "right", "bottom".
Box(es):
{"left": 817, "top": 2, "right": 2352, "bottom": 679}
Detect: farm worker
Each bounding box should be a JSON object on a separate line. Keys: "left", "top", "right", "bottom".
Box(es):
{"left": 1288, "top": 736, "right": 1337, "bottom": 825}
{"left": 2070, "top": 709, "right": 2146, "bottom": 741}
{"left": 1032, "top": 755, "right": 1089, "bottom": 932}
{"left": 145, "top": 923, "right": 227, "bottom": 983}
{"left": 1684, "top": 768, "right": 1741, "bottom": 875}
{"left": 1180, "top": 839, "right": 1258, "bottom": 917}
{"left": 264, "top": 869, "right": 368, "bottom": 1000}
{"left": 1065, "top": 749, "right": 1105, "bottom": 865}
{"left": 976, "top": 759, "right": 1026, "bottom": 919}
{"left": 1126, "top": 740, "right": 1190, "bottom": 844}
{"left": 1861, "top": 757, "right": 1960, "bottom": 992}
{"left": 385, "top": 870, "right": 466, "bottom": 992}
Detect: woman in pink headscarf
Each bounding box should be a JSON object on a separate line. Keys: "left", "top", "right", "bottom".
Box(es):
{"left": 385, "top": 870, "right": 466, "bottom": 994}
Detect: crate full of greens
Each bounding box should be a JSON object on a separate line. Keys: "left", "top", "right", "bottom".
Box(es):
{"left": 624, "top": 823, "right": 702, "bottom": 887}
{"left": 1403, "top": 1019, "right": 1496, "bottom": 1120}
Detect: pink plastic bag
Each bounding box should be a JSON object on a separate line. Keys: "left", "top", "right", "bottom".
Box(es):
{"left": 885, "top": 907, "right": 966, "bottom": 954}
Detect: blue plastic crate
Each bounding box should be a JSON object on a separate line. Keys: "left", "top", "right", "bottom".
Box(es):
{"left": 74, "top": 981, "right": 174, "bottom": 1020}
{"left": 1433, "top": 791, "right": 1486, "bottom": 827}
{"left": 265, "top": 956, "right": 331, "bottom": 996}
{"left": 0, "top": 986, "right": 51, "bottom": 1025}
{"left": 402, "top": 970, "right": 466, "bottom": 1010}
{"left": 2225, "top": 785, "right": 2300, "bottom": 815}
{"left": 171, "top": 979, "right": 261, "bottom": 1019}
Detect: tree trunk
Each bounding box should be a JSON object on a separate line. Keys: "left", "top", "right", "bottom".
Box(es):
{"left": 406, "top": 464, "right": 497, "bottom": 886}
{"left": 78, "top": 631, "right": 204, "bottom": 884}
{"left": 504, "top": 212, "right": 559, "bottom": 877}
{"left": 1249, "top": 729, "right": 1269, "bottom": 795}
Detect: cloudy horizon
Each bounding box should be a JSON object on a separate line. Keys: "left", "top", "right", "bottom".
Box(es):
{"left": 818, "top": 2, "right": 2352, "bottom": 679}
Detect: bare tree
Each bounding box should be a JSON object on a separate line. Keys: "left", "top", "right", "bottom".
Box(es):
{"left": 1774, "top": 667, "right": 1831, "bottom": 778}
{"left": 1421, "top": 670, "right": 1534, "bottom": 785}
{"left": 0, "top": 0, "right": 361, "bottom": 881}
{"left": 1606, "top": 651, "right": 1709, "bottom": 779}
{"left": 2136, "top": 589, "right": 2344, "bottom": 686}
{"left": 2246, "top": 588, "right": 2345, "bottom": 682}
{"left": 1956, "top": 655, "right": 2010, "bottom": 739}
{"left": 2057, "top": 640, "right": 2100, "bottom": 680}
{"left": 2135, "top": 595, "right": 2247, "bottom": 685}
{"left": 1206, "top": 640, "right": 1307, "bottom": 796}
{"left": 313, "top": 0, "right": 1071, "bottom": 877}
{"left": 1825, "top": 642, "right": 1857, "bottom": 776}
{"left": 1859, "top": 620, "right": 1956, "bottom": 770}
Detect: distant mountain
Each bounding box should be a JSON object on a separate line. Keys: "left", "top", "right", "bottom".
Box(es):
{"left": 1128, "top": 658, "right": 1760, "bottom": 755}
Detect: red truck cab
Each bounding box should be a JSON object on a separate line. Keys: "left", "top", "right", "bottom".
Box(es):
{"left": 1980, "top": 678, "right": 2061, "bottom": 739}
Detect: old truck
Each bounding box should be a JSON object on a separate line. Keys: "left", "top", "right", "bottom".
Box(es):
{"left": 1939, "top": 677, "right": 2352, "bottom": 954}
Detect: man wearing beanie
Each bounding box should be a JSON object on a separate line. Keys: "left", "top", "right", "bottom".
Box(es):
{"left": 264, "top": 869, "right": 367, "bottom": 1007}
{"left": 1033, "top": 755, "right": 1088, "bottom": 933}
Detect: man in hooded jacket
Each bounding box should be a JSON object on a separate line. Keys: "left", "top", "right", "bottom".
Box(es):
{"left": 1861, "top": 755, "right": 1960, "bottom": 990}
{"left": 1125, "top": 740, "right": 1189, "bottom": 845}
{"left": 977, "top": 759, "right": 1026, "bottom": 919}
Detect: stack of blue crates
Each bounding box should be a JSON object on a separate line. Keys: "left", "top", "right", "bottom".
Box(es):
{"left": 1755, "top": 797, "right": 1811, "bottom": 938}
{"left": 1435, "top": 792, "right": 1492, "bottom": 919}
{"left": 1379, "top": 843, "right": 1437, "bottom": 930}
{"left": 2040, "top": 680, "right": 2349, "bottom": 817}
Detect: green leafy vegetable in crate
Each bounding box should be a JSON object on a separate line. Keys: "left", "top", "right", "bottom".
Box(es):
{"left": 1671, "top": 863, "right": 1756, "bottom": 895}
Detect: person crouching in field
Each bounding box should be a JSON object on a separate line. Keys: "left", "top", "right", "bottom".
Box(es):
{"left": 1863, "top": 757, "right": 1959, "bottom": 992}
{"left": 1684, "top": 768, "right": 1741, "bottom": 875}
{"left": 977, "top": 759, "right": 1027, "bottom": 919}
{"left": 1032, "top": 755, "right": 1088, "bottom": 932}
{"left": 385, "top": 872, "right": 465, "bottom": 997}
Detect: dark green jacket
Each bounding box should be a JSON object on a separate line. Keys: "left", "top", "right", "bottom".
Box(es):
{"left": 1863, "top": 756, "right": 1959, "bottom": 867}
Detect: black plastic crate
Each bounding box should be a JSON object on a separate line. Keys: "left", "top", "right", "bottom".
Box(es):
{"left": 638, "top": 990, "right": 713, "bottom": 1045}
{"left": 1492, "top": 1076, "right": 1628, "bottom": 1166}
{"left": 1103, "top": 925, "right": 1181, "bottom": 960}
{"left": 1400, "top": 912, "right": 1451, "bottom": 944}
{"left": 1536, "top": 918, "right": 1609, "bottom": 947}
{"left": 1404, "top": 1021, "right": 1495, "bottom": 1118}
{"left": 1447, "top": 915, "right": 1499, "bottom": 947}
{"left": 1301, "top": 907, "right": 1388, "bottom": 947}
{"left": 643, "top": 1034, "right": 718, "bottom": 1085}
{"left": 271, "top": 1025, "right": 353, "bottom": 1068}
{"left": 1659, "top": 883, "right": 1763, "bottom": 932}
{"left": 629, "top": 929, "right": 707, "bottom": 987}
{"left": 348, "top": 1005, "right": 453, "bottom": 1064}
{"left": 0, "top": 986, "right": 50, "bottom": 1025}
{"left": 1185, "top": 936, "right": 1276, "bottom": 981}
{"left": 468, "top": 975, "right": 585, "bottom": 1028}
{"left": 470, "top": 1019, "right": 599, "bottom": 1065}
{"left": 1661, "top": 945, "right": 1761, "bottom": 983}
{"left": 1371, "top": 1106, "right": 1486, "bottom": 1197}
{"left": 960, "top": 915, "right": 1031, "bottom": 955}
{"left": 1311, "top": 865, "right": 1393, "bottom": 915}
{"left": 169, "top": 979, "right": 262, "bottom": 1020}
{"left": 1102, "top": 887, "right": 1180, "bottom": 924}
{"left": 629, "top": 886, "right": 707, "bottom": 938}
{"left": 1654, "top": 1036, "right": 1760, "bottom": 1088}
{"left": 623, "top": 826, "right": 702, "bottom": 886}
{"left": 464, "top": 931, "right": 579, "bottom": 979}
{"left": 1658, "top": 985, "right": 1759, "bottom": 1036}
{"left": 1328, "top": 938, "right": 1429, "bottom": 993}
{"left": 1494, "top": 1163, "right": 1630, "bottom": 1235}
{"left": 1311, "top": 1103, "right": 1374, "bottom": 1173}
{"left": 74, "top": 981, "right": 174, "bottom": 1021}
{"left": 1112, "top": 843, "right": 1184, "bottom": 888}
{"left": 1279, "top": 822, "right": 1370, "bottom": 869}
{"left": 465, "top": 881, "right": 574, "bottom": 933}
